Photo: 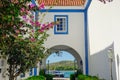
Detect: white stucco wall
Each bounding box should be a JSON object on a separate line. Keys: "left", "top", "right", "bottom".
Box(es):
{"left": 113, "top": 1, "right": 120, "bottom": 80}
{"left": 88, "top": 0, "right": 120, "bottom": 80}
{"left": 88, "top": 1, "right": 113, "bottom": 53}
{"left": 0, "top": 58, "right": 8, "bottom": 80}
{"left": 40, "top": 12, "right": 86, "bottom": 73}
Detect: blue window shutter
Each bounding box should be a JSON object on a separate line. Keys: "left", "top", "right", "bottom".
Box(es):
{"left": 34, "top": 68, "right": 37, "bottom": 76}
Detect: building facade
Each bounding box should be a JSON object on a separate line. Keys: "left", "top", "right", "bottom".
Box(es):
{"left": 34, "top": 0, "right": 91, "bottom": 75}
{"left": 0, "top": 0, "right": 119, "bottom": 80}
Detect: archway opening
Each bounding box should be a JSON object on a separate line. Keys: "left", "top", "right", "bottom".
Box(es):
{"left": 46, "top": 51, "right": 79, "bottom": 78}
{"left": 43, "top": 45, "right": 83, "bottom": 78}
{"left": 40, "top": 45, "right": 84, "bottom": 77}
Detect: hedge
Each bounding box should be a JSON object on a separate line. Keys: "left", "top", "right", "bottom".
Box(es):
{"left": 77, "top": 75, "right": 99, "bottom": 80}
{"left": 25, "top": 76, "right": 45, "bottom": 80}
{"left": 39, "top": 69, "right": 53, "bottom": 80}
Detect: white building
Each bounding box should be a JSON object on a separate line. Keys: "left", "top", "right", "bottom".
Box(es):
{"left": 0, "top": 0, "right": 120, "bottom": 80}
{"left": 37, "top": 0, "right": 91, "bottom": 75}
{"left": 88, "top": 0, "right": 120, "bottom": 80}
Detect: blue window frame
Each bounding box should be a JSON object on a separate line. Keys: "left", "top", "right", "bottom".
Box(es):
{"left": 29, "top": 68, "right": 33, "bottom": 76}
{"left": 20, "top": 73, "right": 25, "bottom": 78}
{"left": 54, "top": 15, "right": 68, "bottom": 34}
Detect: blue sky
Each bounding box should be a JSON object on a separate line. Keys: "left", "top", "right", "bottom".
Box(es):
{"left": 46, "top": 51, "right": 75, "bottom": 64}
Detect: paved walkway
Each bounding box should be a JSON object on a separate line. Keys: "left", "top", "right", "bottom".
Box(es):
{"left": 53, "top": 77, "right": 70, "bottom": 80}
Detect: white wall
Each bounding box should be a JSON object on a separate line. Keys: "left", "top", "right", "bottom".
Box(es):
{"left": 113, "top": 1, "right": 120, "bottom": 80}
{"left": 89, "top": 44, "right": 117, "bottom": 80}
{"left": 0, "top": 57, "right": 9, "bottom": 80}
{"left": 114, "top": 6, "right": 120, "bottom": 76}
{"left": 88, "top": 0, "right": 114, "bottom": 54}
{"left": 88, "top": 0, "right": 120, "bottom": 80}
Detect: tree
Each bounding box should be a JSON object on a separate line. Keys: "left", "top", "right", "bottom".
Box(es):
{"left": 0, "top": 0, "right": 56, "bottom": 80}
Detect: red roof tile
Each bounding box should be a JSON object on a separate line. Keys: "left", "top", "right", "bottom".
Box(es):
{"left": 37, "top": 0, "right": 86, "bottom": 6}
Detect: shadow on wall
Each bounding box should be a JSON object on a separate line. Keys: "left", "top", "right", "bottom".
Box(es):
{"left": 89, "top": 43, "right": 117, "bottom": 80}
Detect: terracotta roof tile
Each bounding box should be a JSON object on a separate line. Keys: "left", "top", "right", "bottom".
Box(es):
{"left": 37, "top": 0, "right": 86, "bottom": 6}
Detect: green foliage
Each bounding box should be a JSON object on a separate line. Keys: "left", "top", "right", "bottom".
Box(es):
{"left": 39, "top": 69, "right": 46, "bottom": 76}
{"left": 45, "top": 74, "right": 53, "bottom": 80}
{"left": 78, "top": 75, "right": 87, "bottom": 80}
{"left": 25, "top": 76, "right": 45, "bottom": 80}
{"left": 47, "top": 60, "right": 78, "bottom": 70}
{"left": 0, "top": 0, "right": 55, "bottom": 80}
{"left": 77, "top": 75, "right": 99, "bottom": 80}
{"left": 39, "top": 69, "right": 53, "bottom": 80}
{"left": 70, "top": 69, "right": 83, "bottom": 80}
{"left": 74, "top": 69, "right": 83, "bottom": 77}
{"left": 70, "top": 74, "right": 76, "bottom": 80}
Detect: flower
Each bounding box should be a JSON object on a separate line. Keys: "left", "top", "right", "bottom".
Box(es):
{"left": 35, "top": 21, "right": 41, "bottom": 27}
{"left": 20, "top": 7, "right": 25, "bottom": 12}
{"left": 29, "top": 3, "right": 35, "bottom": 9}
{"left": 30, "top": 37, "right": 36, "bottom": 42}
{"left": 30, "top": 20, "right": 35, "bottom": 26}
{"left": 15, "top": 30, "right": 20, "bottom": 34}
{"left": 22, "top": 15, "right": 27, "bottom": 19}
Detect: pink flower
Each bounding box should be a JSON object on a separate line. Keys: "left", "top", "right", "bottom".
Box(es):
{"left": 29, "top": 3, "right": 35, "bottom": 9}
{"left": 22, "top": 15, "right": 27, "bottom": 19}
{"left": 38, "top": 29, "right": 44, "bottom": 33}
{"left": 30, "top": 20, "right": 35, "bottom": 26}
{"left": 35, "top": 21, "right": 41, "bottom": 27}
{"left": 26, "top": 10, "right": 29, "bottom": 14}
{"left": 25, "top": 19, "right": 29, "bottom": 22}
{"left": 13, "top": 25, "right": 16, "bottom": 29}
{"left": 39, "top": 3, "right": 45, "bottom": 10}
{"left": 41, "top": 24, "right": 46, "bottom": 28}
{"left": 21, "top": 7, "right": 25, "bottom": 12}
{"left": 31, "top": 16, "right": 34, "bottom": 19}
{"left": 15, "top": 30, "right": 20, "bottom": 34}
{"left": 22, "top": 15, "right": 29, "bottom": 22}
{"left": 47, "top": 22, "right": 54, "bottom": 28}
{"left": 30, "top": 37, "right": 36, "bottom": 42}
{"left": 31, "top": 30, "right": 34, "bottom": 33}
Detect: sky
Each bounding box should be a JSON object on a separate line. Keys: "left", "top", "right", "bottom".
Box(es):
{"left": 46, "top": 51, "right": 75, "bottom": 64}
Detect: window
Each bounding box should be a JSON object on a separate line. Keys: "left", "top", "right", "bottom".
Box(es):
{"left": 29, "top": 68, "right": 37, "bottom": 76}
{"left": 20, "top": 73, "right": 25, "bottom": 78}
{"left": 54, "top": 15, "right": 68, "bottom": 34}
{"left": 29, "top": 68, "right": 33, "bottom": 76}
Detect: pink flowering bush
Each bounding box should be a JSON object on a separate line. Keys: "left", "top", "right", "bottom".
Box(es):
{"left": 0, "top": 0, "right": 56, "bottom": 80}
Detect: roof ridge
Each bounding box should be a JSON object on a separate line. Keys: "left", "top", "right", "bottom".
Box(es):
{"left": 37, "top": 0, "right": 86, "bottom": 6}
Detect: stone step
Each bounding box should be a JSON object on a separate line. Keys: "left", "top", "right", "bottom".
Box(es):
{"left": 53, "top": 77, "right": 70, "bottom": 80}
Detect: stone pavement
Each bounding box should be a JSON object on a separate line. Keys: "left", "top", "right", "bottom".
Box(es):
{"left": 53, "top": 77, "right": 70, "bottom": 80}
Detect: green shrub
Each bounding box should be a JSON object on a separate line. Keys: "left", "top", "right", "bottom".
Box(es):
{"left": 39, "top": 69, "right": 46, "bottom": 76}
{"left": 77, "top": 75, "right": 99, "bottom": 80}
{"left": 75, "top": 69, "right": 83, "bottom": 77}
{"left": 45, "top": 74, "right": 53, "bottom": 80}
{"left": 25, "top": 75, "right": 45, "bottom": 80}
{"left": 39, "top": 69, "right": 53, "bottom": 80}
{"left": 92, "top": 76, "right": 99, "bottom": 80}
{"left": 78, "top": 75, "right": 88, "bottom": 80}
{"left": 70, "top": 74, "right": 76, "bottom": 80}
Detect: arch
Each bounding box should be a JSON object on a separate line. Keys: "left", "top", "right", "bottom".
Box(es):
{"left": 41, "top": 45, "right": 83, "bottom": 71}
